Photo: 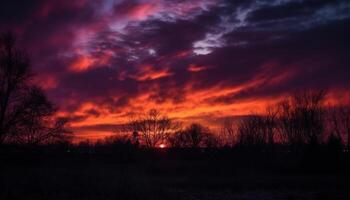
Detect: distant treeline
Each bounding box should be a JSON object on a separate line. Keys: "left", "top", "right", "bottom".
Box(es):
{"left": 72, "top": 89, "right": 349, "bottom": 153}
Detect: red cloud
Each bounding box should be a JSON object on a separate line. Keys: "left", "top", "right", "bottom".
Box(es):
{"left": 68, "top": 51, "right": 113, "bottom": 73}
{"left": 69, "top": 56, "right": 95, "bottom": 72}
{"left": 129, "top": 65, "right": 172, "bottom": 81}
{"left": 128, "top": 3, "right": 159, "bottom": 20}
{"left": 188, "top": 64, "right": 207, "bottom": 72}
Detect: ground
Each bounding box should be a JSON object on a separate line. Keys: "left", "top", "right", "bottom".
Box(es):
{"left": 0, "top": 150, "right": 349, "bottom": 200}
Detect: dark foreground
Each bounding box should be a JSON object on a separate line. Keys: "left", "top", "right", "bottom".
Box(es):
{"left": 1, "top": 148, "right": 349, "bottom": 200}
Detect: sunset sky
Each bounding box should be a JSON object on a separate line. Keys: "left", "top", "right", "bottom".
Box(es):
{"left": 1, "top": 0, "right": 349, "bottom": 141}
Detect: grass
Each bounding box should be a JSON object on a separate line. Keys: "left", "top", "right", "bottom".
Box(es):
{"left": 0, "top": 150, "right": 349, "bottom": 200}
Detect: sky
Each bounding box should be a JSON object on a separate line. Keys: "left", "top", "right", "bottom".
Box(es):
{"left": 1, "top": 0, "right": 350, "bottom": 141}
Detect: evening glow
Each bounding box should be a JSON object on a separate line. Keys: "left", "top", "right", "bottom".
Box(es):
{"left": 2, "top": 0, "right": 349, "bottom": 142}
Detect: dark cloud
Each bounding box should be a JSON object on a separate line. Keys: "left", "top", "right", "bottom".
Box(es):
{"left": 1, "top": 0, "right": 349, "bottom": 140}
{"left": 247, "top": 0, "right": 338, "bottom": 22}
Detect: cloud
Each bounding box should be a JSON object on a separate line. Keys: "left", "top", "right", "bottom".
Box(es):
{"left": 2, "top": 0, "right": 350, "bottom": 141}
{"left": 187, "top": 64, "right": 208, "bottom": 72}
{"left": 128, "top": 65, "right": 173, "bottom": 81}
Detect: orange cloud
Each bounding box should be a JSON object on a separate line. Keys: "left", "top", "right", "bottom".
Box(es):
{"left": 66, "top": 86, "right": 350, "bottom": 142}
{"left": 63, "top": 60, "right": 349, "bottom": 142}
{"left": 130, "top": 65, "right": 172, "bottom": 81}
{"left": 65, "top": 65, "right": 289, "bottom": 141}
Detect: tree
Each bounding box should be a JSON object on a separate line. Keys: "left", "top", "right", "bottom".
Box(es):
{"left": 330, "top": 105, "right": 350, "bottom": 150}
{"left": 237, "top": 115, "right": 267, "bottom": 146}
{"left": 168, "top": 123, "right": 215, "bottom": 148}
{"left": 127, "top": 109, "right": 177, "bottom": 148}
{"left": 168, "top": 130, "right": 187, "bottom": 148}
{"left": 183, "top": 123, "right": 206, "bottom": 148}
{"left": 265, "top": 106, "right": 278, "bottom": 145}
{"left": 277, "top": 90, "right": 326, "bottom": 145}
{"left": 236, "top": 106, "right": 280, "bottom": 148}
{"left": 219, "top": 117, "right": 237, "bottom": 147}
{"left": 0, "top": 32, "right": 71, "bottom": 145}
{"left": 339, "top": 106, "right": 350, "bottom": 150}
{"left": 341, "top": 107, "right": 350, "bottom": 151}
{"left": 202, "top": 131, "right": 219, "bottom": 148}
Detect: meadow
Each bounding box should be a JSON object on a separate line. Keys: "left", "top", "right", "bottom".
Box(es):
{"left": 1, "top": 147, "right": 349, "bottom": 200}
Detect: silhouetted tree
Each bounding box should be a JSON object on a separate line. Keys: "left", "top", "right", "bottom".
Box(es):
{"left": 265, "top": 106, "right": 278, "bottom": 145}
{"left": 339, "top": 106, "right": 350, "bottom": 150}
{"left": 127, "top": 109, "right": 178, "bottom": 148}
{"left": 329, "top": 105, "right": 350, "bottom": 150}
{"left": 168, "top": 130, "right": 187, "bottom": 148}
{"left": 236, "top": 104, "right": 279, "bottom": 147}
{"left": 0, "top": 32, "right": 71, "bottom": 145}
{"left": 95, "top": 135, "right": 136, "bottom": 157}
{"left": 183, "top": 123, "right": 206, "bottom": 148}
{"left": 202, "top": 131, "right": 219, "bottom": 148}
{"left": 169, "top": 123, "right": 216, "bottom": 148}
{"left": 326, "top": 133, "right": 343, "bottom": 155}
{"left": 277, "top": 90, "right": 326, "bottom": 146}
{"left": 237, "top": 115, "right": 267, "bottom": 146}
{"left": 77, "top": 139, "right": 93, "bottom": 153}
{"left": 131, "top": 131, "right": 140, "bottom": 147}
{"left": 219, "top": 117, "right": 237, "bottom": 147}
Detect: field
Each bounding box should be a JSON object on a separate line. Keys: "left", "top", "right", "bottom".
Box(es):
{"left": 1, "top": 149, "right": 349, "bottom": 200}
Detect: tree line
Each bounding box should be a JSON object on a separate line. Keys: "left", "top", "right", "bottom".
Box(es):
{"left": 98, "top": 91, "right": 349, "bottom": 152}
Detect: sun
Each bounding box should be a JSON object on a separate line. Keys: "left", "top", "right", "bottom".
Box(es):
{"left": 159, "top": 144, "right": 166, "bottom": 149}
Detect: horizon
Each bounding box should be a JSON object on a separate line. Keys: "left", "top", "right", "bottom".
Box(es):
{"left": 1, "top": 0, "right": 350, "bottom": 142}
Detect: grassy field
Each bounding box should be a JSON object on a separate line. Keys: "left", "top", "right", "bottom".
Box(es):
{"left": 0, "top": 150, "right": 349, "bottom": 200}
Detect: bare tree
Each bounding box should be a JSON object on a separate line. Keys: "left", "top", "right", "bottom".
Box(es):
{"left": 277, "top": 90, "right": 326, "bottom": 145}
{"left": 0, "top": 32, "right": 71, "bottom": 145}
{"left": 202, "top": 131, "right": 219, "bottom": 148}
{"left": 219, "top": 117, "right": 237, "bottom": 147}
{"left": 329, "top": 106, "right": 343, "bottom": 141}
{"left": 167, "top": 123, "right": 216, "bottom": 148}
{"left": 168, "top": 130, "right": 187, "bottom": 148}
{"left": 183, "top": 123, "right": 206, "bottom": 148}
{"left": 237, "top": 115, "right": 267, "bottom": 146}
{"left": 340, "top": 106, "right": 350, "bottom": 150}
{"left": 127, "top": 109, "right": 177, "bottom": 148}
{"left": 265, "top": 106, "right": 278, "bottom": 145}
{"left": 330, "top": 105, "right": 350, "bottom": 150}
